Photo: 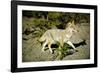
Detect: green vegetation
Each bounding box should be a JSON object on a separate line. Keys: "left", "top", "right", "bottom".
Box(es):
{"left": 55, "top": 42, "right": 74, "bottom": 60}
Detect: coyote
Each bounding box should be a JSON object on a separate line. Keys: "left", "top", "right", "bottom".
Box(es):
{"left": 39, "top": 20, "right": 79, "bottom": 53}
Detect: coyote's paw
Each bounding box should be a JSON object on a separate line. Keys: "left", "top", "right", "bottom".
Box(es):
{"left": 41, "top": 49, "right": 45, "bottom": 53}
{"left": 50, "top": 50, "right": 54, "bottom": 54}
{"left": 72, "top": 49, "right": 78, "bottom": 53}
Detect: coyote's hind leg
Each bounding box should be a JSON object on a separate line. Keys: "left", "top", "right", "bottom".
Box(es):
{"left": 42, "top": 41, "right": 48, "bottom": 52}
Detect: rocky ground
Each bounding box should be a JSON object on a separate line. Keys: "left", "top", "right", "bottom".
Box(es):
{"left": 22, "top": 24, "right": 90, "bottom": 62}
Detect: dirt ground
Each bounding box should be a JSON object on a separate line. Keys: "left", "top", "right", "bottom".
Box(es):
{"left": 22, "top": 24, "right": 90, "bottom": 62}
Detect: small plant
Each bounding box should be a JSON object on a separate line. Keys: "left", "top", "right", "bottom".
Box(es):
{"left": 55, "top": 42, "right": 73, "bottom": 60}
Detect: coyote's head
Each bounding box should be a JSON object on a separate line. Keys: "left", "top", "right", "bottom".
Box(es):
{"left": 66, "top": 20, "right": 79, "bottom": 32}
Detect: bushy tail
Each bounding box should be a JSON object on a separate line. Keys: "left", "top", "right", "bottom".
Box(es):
{"left": 38, "top": 35, "right": 46, "bottom": 42}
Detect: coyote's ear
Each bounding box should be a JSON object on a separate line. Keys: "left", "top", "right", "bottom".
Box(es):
{"left": 72, "top": 20, "right": 75, "bottom": 25}
{"left": 67, "top": 22, "right": 72, "bottom": 27}
{"left": 67, "top": 20, "right": 75, "bottom": 27}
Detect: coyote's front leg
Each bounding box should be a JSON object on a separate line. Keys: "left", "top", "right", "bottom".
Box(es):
{"left": 48, "top": 43, "right": 53, "bottom": 54}
{"left": 67, "top": 41, "right": 76, "bottom": 51}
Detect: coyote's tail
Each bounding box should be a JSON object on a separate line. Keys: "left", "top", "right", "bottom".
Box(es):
{"left": 38, "top": 35, "right": 46, "bottom": 42}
